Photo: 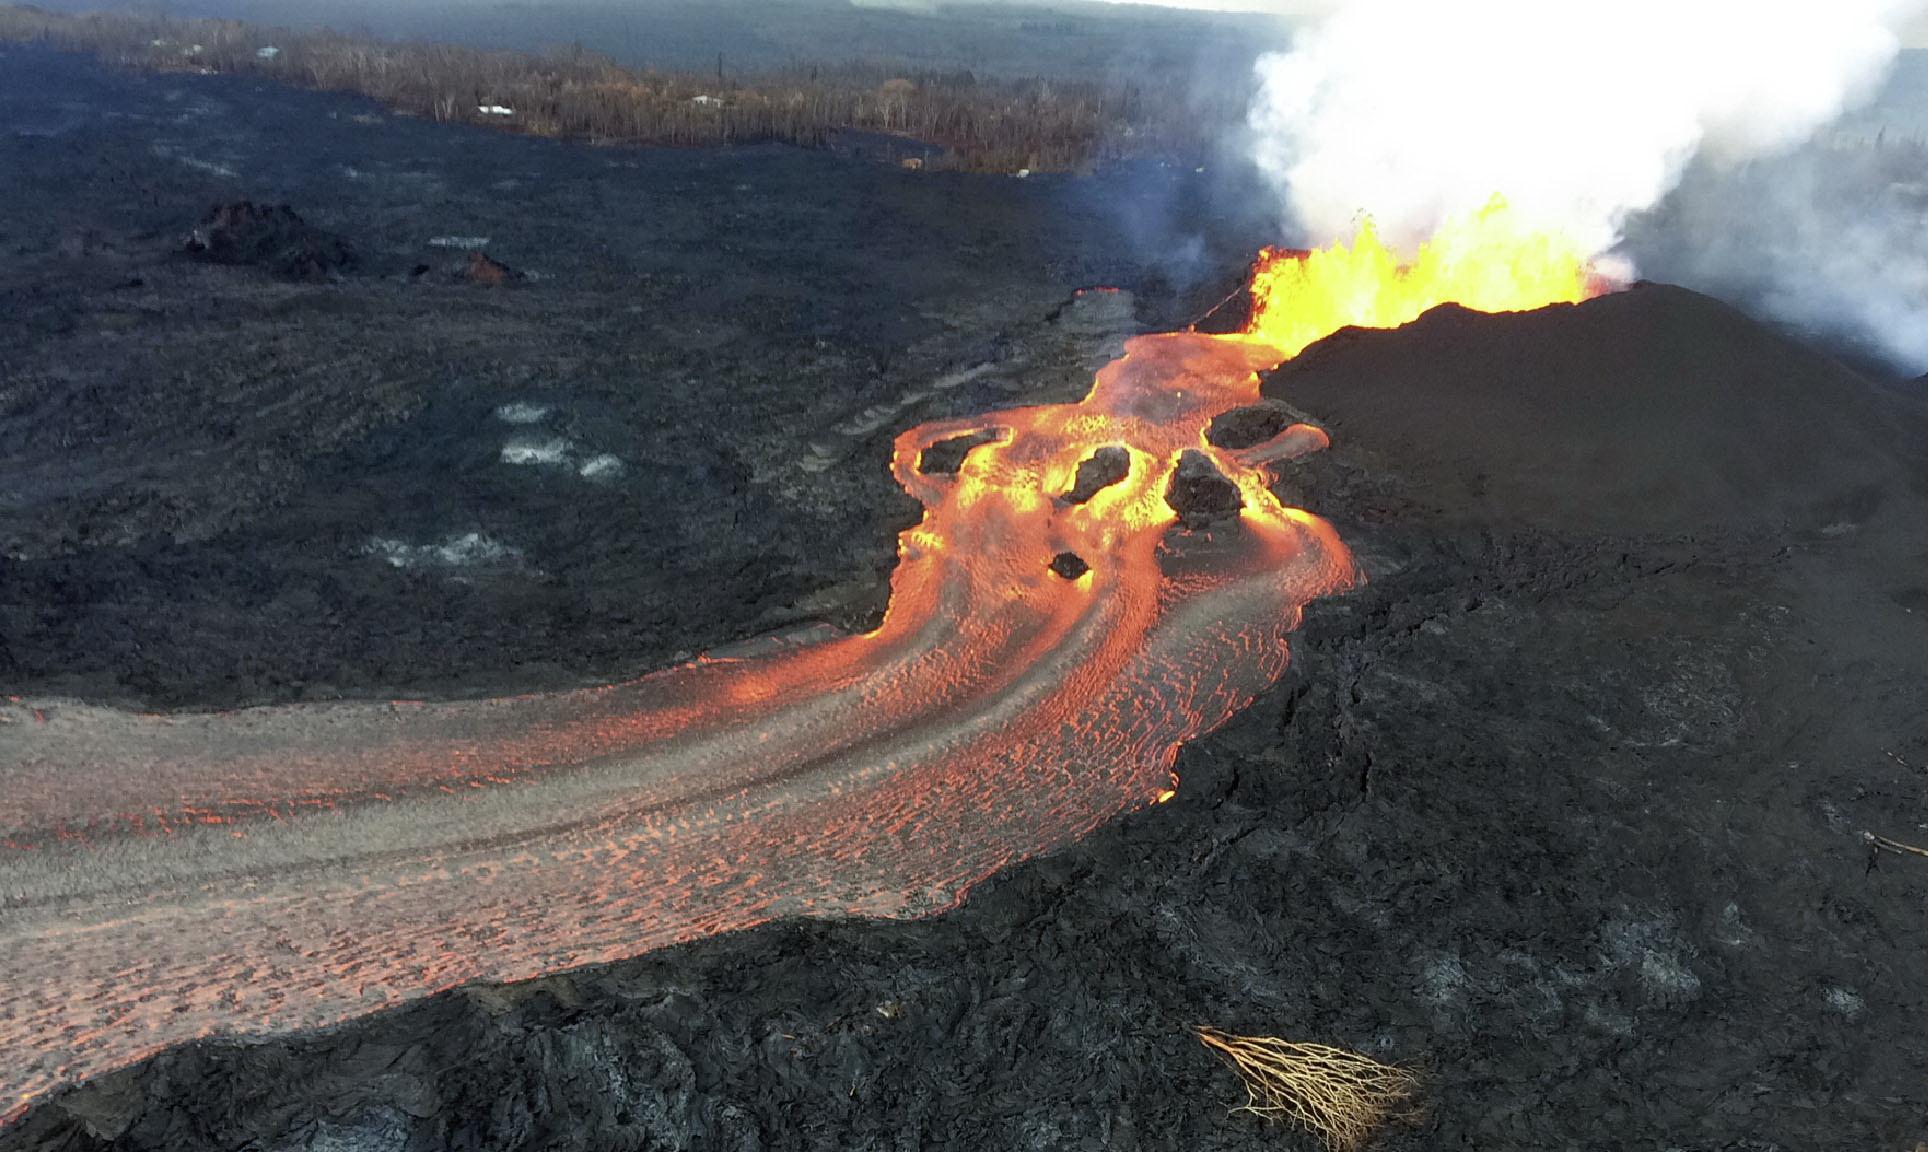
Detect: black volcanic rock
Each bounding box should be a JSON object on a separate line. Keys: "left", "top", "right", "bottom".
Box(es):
{"left": 1062, "top": 445, "right": 1130, "bottom": 504}
{"left": 1204, "top": 402, "right": 1296, "bottom": 450}
{"left": 1048, "top": 550, "right": 1089, "bottom": 579}
{"left": 917, "top": 430, "right": 999, "bottom": 475}
{"left": 1163, "top": 449, "right": 1242, "bottom": 528}
{"left": 184, "top": 202, "right": 356, "bottom": 280}
{"left": 1262, "top": 284, "right": 1926, "bottom": 535}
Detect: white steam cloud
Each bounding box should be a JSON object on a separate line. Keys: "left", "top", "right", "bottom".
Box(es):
{"left": 1250, "top": 0, "right": 1926, "bottom": 265}
{"left": 1627, "top": 139, "right": 1928, "bottom": 366}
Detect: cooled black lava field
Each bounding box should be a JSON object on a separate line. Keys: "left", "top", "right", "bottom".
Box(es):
{"left": 3, "top": 45, "right": 1926, "bottom": 1152}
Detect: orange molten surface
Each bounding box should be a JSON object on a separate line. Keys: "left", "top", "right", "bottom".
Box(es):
{"left": 1246, "top": 198, "right": 1596, "bottom": 358}
{"left": 0, "top": 219, "right": 1594, "bottom": 1119}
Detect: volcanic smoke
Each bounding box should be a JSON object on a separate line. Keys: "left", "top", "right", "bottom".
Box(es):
{"left": 0, "top": 216, "right": 1595, "bottom": 1118}
{"left": 1250, "top": 0, "right": 1928, "bottom": 274}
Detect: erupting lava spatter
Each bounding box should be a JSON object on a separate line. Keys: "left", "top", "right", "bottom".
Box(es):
{"left": 0, "top": 207, "right": 1597, "bottom": 1118}
{"left": 1246, "top": 198, "right": 1596, "bottom": 357}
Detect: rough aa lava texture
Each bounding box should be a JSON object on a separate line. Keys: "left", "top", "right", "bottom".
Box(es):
{"left": 2, "top": 47, "right": 1926, "bottom": 1152}
{"left": 0, "top": 46, "right": 1243, "bottom": 710}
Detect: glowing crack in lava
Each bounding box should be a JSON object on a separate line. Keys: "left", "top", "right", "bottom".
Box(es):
{"left": 0, "top": 203, "right": 1595, "bottom": 1118}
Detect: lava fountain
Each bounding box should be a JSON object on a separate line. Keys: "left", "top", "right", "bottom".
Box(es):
{"left": 0, "top": 201, "right": 1596, "bottom": 1119}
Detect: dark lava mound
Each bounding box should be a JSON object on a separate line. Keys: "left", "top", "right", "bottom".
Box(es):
{"left": 917, "top": 430, "right": 1000, "bottom": 476}
{"left": 1265, "top": 283, "right": 1927, "bottom": 536}
{"left": 184, "top": 202, "right": 356, "bottom": 281}
{"left": 1048, "top": 550, "right": 1089, "bottom": 580}
{"left": 464, "top": 250, "right": 522, "bottom": 286}
{"left": 1164, "top": 449, "right": 1243, "bottom": 528}
{"left": 1062, "top": 444, "right": 1130, "bottom": 504}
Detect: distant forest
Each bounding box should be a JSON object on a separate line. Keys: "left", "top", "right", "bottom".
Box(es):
{"left": 0, "top": 4, "right": 1265, "bottom": 171}
{"left": 18, "top": 0, "right": 1285, "bottom": 83}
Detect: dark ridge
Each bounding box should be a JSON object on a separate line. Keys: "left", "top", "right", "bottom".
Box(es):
{"left": 1264, "top": 283, "right": 1928, "bottom": 536}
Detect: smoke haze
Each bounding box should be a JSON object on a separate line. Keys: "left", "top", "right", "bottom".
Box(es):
{"left": 1626, "top": 135, "right": 1928, "bottom": 368}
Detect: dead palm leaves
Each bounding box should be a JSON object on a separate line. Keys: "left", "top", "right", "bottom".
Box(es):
{"left": 1196, "top": 1026, "right": 1419, "bottom": 1151}
{"left": 1864, "top": 830, "right": 1928, "bottom": 861}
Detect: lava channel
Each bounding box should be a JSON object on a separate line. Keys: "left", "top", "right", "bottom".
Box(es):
{"left": 0, "top": 330, "right": 1345, "bottom": 1116}
{"left": 0, "top": 204, "right": 1597, "bottom": 1117}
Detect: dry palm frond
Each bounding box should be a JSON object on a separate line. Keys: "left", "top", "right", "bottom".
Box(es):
{"left": 1864, "top": 831, "right": 1928, "bottom": 860}
{"left": 1196, "top": 1026, "right": 1418, "bottom": 1152}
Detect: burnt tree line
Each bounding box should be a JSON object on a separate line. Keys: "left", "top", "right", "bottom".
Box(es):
{"left": 0, "top": 6, "right": 1236, "bottom": 171}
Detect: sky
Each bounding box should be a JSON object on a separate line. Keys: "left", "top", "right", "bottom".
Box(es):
{"left": 1079, "top": 0, "right": 1333, "bottom": 10}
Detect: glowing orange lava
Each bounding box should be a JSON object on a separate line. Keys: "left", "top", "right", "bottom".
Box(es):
{"left": 0, "top": 207, "right": 1596, "bottom": 1121}
{"left": 1244, "top": 197, "right": 1596, "bottom": 358}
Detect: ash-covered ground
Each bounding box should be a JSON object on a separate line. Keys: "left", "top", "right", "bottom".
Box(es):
{"left": 4, "top": 46, "right": 1927, "bottom": 1152}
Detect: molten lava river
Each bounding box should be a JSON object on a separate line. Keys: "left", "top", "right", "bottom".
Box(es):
{"left": 0, "top": 204, "right": 1595, "bottom": 1117}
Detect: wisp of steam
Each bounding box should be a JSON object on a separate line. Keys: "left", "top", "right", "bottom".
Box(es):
{"left": 1249, "top": 0, "right": 1928, "bottom": 365}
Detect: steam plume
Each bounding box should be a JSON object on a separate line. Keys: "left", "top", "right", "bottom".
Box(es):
{"left": 1623, "top": 132, "right": 1928, "bottom": 367}
{"left": 1249, "top": 0, "right": 1928, "bottom": 270}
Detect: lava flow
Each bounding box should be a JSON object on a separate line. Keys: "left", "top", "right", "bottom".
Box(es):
{"left": 0, "top": 202, "right": 1596, "bottom": 1119}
